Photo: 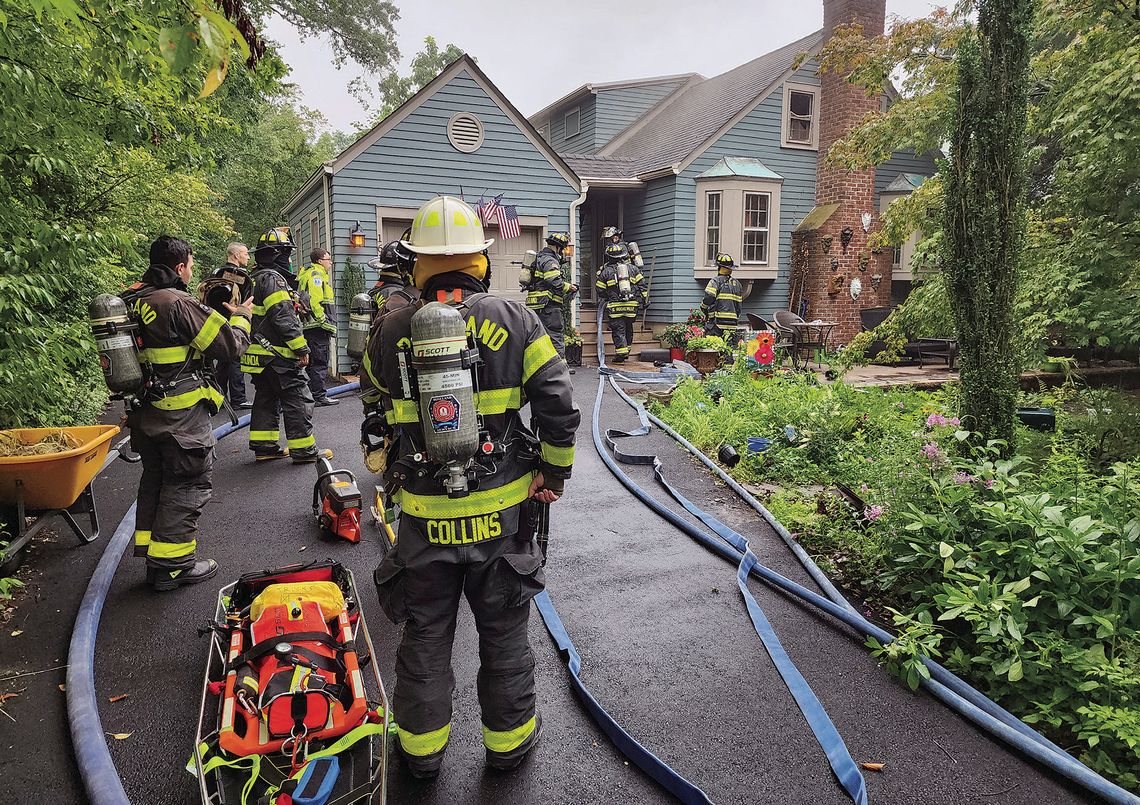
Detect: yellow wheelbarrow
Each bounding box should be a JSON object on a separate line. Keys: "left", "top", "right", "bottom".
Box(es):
{"left": 0, "top": 425, "right": 136, "bottom": 574}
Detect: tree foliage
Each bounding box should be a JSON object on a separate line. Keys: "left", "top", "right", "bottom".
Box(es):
{"left": 352, "top": 36, "right": 464, "bottom": 125}
{"left": 942, "top": 0, "right": 1034, "bottom": 446}
{"left": 820, "top": 0, "right": 1140, "bottom": 366}
{"left": 0, "top": 0, "right": 344, "bottom": 427}
{"left": 257, "top": 0, "right": 399, "bottom": 72}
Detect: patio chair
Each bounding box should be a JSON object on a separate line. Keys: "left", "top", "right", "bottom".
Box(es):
{"left": 746, "top": 312, "right": 792, "bottom": 363}
{"left": 858, "top": 307, "right": 955, "bottom": 367}
{"left": 773, "top": 310, "right": 825, "bottom": 369}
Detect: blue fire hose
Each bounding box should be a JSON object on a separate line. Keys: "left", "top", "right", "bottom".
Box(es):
{"left": 67, "top": 382, "right": 360, "bottom": 805}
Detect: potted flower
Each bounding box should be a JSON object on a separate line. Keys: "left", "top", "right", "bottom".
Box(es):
{"left": 564, "top": 326, "right": 583, "bottom": 367}
{"left": 658, "top": 323, "right": 689, "bottom": 361}
{"left": 685, "top": 334, "right": 726, "bottom": 374}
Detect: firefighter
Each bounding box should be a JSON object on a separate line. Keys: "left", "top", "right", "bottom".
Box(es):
{"left": 297, "top": 248, "right": 338, "bottom": 406}
{"left": 595, "top": 242, "right": 648, "bottom": 363}
{"left": 524, "top": 232, "right": 577, "bottom": 358}
{"left": 125, "top": 236, "right": 251, "bottom": 590}
{"left": 201, "top": 242, "right": 253, "bottom": 409}
{"left": 701, "top": 252, "right": 744, "bottom": 347}
{"left": 601, "top": 225, "right": 625, "bottom": 250}
{"left": 241, "top": 227, "right": 320, "bottom": 463}
{"left": 367, "top": 195, "right": 579, "bottom": 778}
{"left": 367, "top": 239, "right": 419, "bottom": 320}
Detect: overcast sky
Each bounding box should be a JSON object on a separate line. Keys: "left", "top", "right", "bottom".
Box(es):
{"left": 266, "top": 0, "right": 944, "bottom": 134}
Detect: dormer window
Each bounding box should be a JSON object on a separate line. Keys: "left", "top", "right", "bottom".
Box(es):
{"left": 781, "top": 83, "right": 820, "bottom": 150}
{"left": 564, "top": 107, "right": 581, "bottom": 139}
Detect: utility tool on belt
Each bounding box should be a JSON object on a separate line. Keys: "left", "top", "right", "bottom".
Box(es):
{"left": 312, "top": 455, "right": 363, "bottom": 544}
{"left": 190, "top": 560, "right": 391, "bottom": 805}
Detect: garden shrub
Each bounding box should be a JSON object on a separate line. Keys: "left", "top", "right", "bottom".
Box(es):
{"left": 654, "top": 369, "right": 1140, "bottom": 791}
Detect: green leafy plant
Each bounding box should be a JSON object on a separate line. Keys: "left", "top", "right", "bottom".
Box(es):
{"left": 564, "top": 326, "right": 583, "bottom": 347}
{"left": 685, "top": 335, "right": 726, "bottom": 353}
{"left": 659, "top": 323, "right": 690, "bottom": 349}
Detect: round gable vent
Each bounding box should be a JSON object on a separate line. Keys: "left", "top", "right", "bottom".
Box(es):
{"left": 447, "top": 112, "right": 484, "bottom": 153}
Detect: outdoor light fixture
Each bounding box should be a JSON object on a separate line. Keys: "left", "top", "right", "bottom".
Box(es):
{"left": 840, "top": 227, "right": 854, "bottom": 253}
{"left": 349, "top": 222, "right": 366, "bottom": 248}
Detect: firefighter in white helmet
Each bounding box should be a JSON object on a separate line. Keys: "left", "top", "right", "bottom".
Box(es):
{"left": 366, "top": 195, "right": 579, "bottom": 778}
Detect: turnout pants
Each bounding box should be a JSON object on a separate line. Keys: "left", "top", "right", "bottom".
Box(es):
{"left": 536, "top": 306, "right": 565, "bottom": 358}
{"left": 707, "top": 324, "right": 742, "bottom": 348}
{"left": 373, "top": 517, "right": 544, "bottom": 772}
{"left": 214, "top": 359, "right": 246, "bottom": 405}
{"left": 304, "top": 328, "right": 332, "bottom": 401}
{"left": 249, "top": 360, "right": 316, "bottom": 455}
{"left": 608, "top": 313, "right": 636, "bottom": 361}
{"left": 131, "top": 430, "right": 214, "bottom": 570}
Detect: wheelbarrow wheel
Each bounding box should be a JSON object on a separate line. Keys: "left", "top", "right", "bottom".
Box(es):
{"left": 0, "top": 505, "right": 25, "bottom": 577}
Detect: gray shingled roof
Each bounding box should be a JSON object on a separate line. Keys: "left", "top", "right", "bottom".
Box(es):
{"left": 605, "top": 30, "right": 822, "bottom": 176}
{"left": 561, "top": 154, "right": 642, "bottom": 180}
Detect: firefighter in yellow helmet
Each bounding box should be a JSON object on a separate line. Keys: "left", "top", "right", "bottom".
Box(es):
{"left": 297, "top": 247, "right": 339, "bottom": 406}
{"left": 366, "top": 195, "right": 579, "bottom": 778}
{"left": 700, "top": 252, "right": 744, "bottom": 347}
{"left": 523, "top": 231, "right": 577, "bottom": 358}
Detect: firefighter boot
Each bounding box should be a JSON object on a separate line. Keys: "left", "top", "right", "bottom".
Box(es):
{"left": 486, "top": 711, "right": 542, "bottom": 772}
{"left": 148, "top": 559, "right": 219, "bottom": 592}
{"left": 255, "top": 447, "right": 289, "bottom": 462}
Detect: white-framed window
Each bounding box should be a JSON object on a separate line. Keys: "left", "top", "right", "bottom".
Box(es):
{"left": 705, "top": 192, "right": 721, "bottom": 263}
{"left": 693, "top": 177, "right": 782, "bottom": 279}
{"left": 309, "top": 215, "right": 320, "bottom": 251}
{"left": 563, "top": 107, "right": 580, "bottom": 139}
{"left": 742, "top": 192, "right": 770, "bottom": 264}
{"left": 781, "top": 83, "right": 820, "bottom": 150}
{"left": 892, "top": 245, "right": 902, "bottom": 268}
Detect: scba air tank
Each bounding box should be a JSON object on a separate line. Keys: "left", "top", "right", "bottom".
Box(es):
{"left": 517, "top": 250, "right": 538, "bottom": 287}
{"left": 89, "top": 294, "right": 144, "bottom": 396}
{"left": 347, "top": 293, "right": 373, "bottom": 360}
{"left": 410, "top": 302, "right": 479, "bottom": 497}
{"left": 616, "top": 262, "right": 632, "bottom": 297}
{"left": 627, "top": 241, "right": 644, "bottom": 268}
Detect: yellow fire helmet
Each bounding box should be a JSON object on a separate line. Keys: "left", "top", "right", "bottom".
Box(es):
{"left": 401, "top": 195, "right": 494, "bottom": 256}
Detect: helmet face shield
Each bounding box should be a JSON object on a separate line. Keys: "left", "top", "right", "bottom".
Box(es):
{"left": 403, "top": 196, "right": 493, "bottom": 255}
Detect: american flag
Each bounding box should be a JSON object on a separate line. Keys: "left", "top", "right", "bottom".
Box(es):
{"left": 498, "top": 205, "right": 520, "bottom": 240}
{"left": 479, "top": 194, "right": 501, "bottom": 226}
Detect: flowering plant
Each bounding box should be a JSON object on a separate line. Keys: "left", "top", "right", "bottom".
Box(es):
{"left": 659, "top": 322, "right": 704, "bottom": 349}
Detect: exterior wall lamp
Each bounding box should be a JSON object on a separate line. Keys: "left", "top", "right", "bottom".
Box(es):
{"left": 349, "top": 222, "right": 366, "bottom": 248}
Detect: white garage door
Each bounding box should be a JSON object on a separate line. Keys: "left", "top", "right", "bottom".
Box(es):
{"left": 380, "top": 216, "right": 542, "bottom": 303}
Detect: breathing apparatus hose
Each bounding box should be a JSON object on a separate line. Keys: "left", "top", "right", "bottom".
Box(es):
{"left": 67, "top": 382, "right": 360, "bottom": 805}
{"left": 598, "top": 368, "right": 1140, "bottom": 805}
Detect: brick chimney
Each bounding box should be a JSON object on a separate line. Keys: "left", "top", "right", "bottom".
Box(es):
{"left": 792, "top": 0, "right": 891, "bottom": 343}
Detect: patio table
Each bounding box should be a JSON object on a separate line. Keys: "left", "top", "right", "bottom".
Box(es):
{"left": 787, "top": 321, "right": 837, "bottom": 370}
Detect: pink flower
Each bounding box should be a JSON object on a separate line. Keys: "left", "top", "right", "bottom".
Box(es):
{"left": 859, "top": 483, "right": 869, "bottom": 493}
{"left": 863, "top": 504, "right": 886, "bottom": 522}
{"left": 953, "top": 471, "right": 975, "bottom": 485}
{"left": 926, "top": 413, "right": 949, "bottom": 428}
{"left": 984, "top": 478, "right": 995, "bottom": 489}
{"left": 920, "top": 442, "right": 943, "bottom": 460}
{"left": 948, "top": 417, "right": 961, "bottom": 426}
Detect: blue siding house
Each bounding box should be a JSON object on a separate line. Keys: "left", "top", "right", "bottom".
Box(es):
{"left": 283, "top": 16, "right": 937, "bottom": 365}
{"left": 282, "top": 55, "right": 581, "bottom": 371}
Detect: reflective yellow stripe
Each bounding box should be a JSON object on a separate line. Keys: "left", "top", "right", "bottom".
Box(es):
{"left": 254, "top": 290, "right": 292, "bottom": 314}
{"left": 249, "top": 430, "right": 280, "bottom": 442}
{"left": 396, "top": 472, "right": 534, "bottom": 520}
{"left": 385, "top": 398, "right": 419, "bottom": 425}
{"left": 482, "top": 716, "right": 536, "bottom": 753}
{"left": 148, "top": 538, "right": 196, "bottom": 559}
{"left": 245, "top": 343, "right": 297, "bottom": 359}
{"left": 138, "top": 345, "right": 191, "bottom": 364}
{"left": 540, "top": 441, "right": 575, "bottom": 468}
{"left": 134, "top": 530, "right": 151, "bottom": 548}
{"left": 397, "top": 723, "right": 451, "bottom": 758}
{"left": 286, "top": 335, "right": 308, "bottom": 351}
{"left": 150, "top": 385, "right": 223, "bottom": 411}
{"left": 191, "top": 311, "right": 226, "bottom": 352}
{"left": 287, "top": 435, "right": 315, "bottom": 449}
{"left": 476, "top": 387, "right": 522, "bottom": 414}
{"left": 229, "top": 314, "right": 251, "bottom": 333}
{"left": 522, "top": 336, "right": 557, "bottom": 383}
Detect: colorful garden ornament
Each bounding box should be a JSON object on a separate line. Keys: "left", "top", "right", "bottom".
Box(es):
{"left": 744, "top": 331, "right": 776, "bottom": 373}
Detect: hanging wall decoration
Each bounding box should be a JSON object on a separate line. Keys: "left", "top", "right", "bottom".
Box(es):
{"left": 821, "top": 234, "right": 833, "bottom": 254}
{"left": 850, "top": 277, "right": 863, "bottom": 300}
{"left": 828, "top": 274, "right": 844, "bottom": 295}
{"left": 858, "top": 252, "right": 870, "bottom": 272}
{"left": 861, "top": 212, "right": 872, "bottom": 233}
{"left": 840, "top": 227, "right": 854, "bottom": 253}
{"left": 870, "top": 273, "right": 883, "bottom": 288}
